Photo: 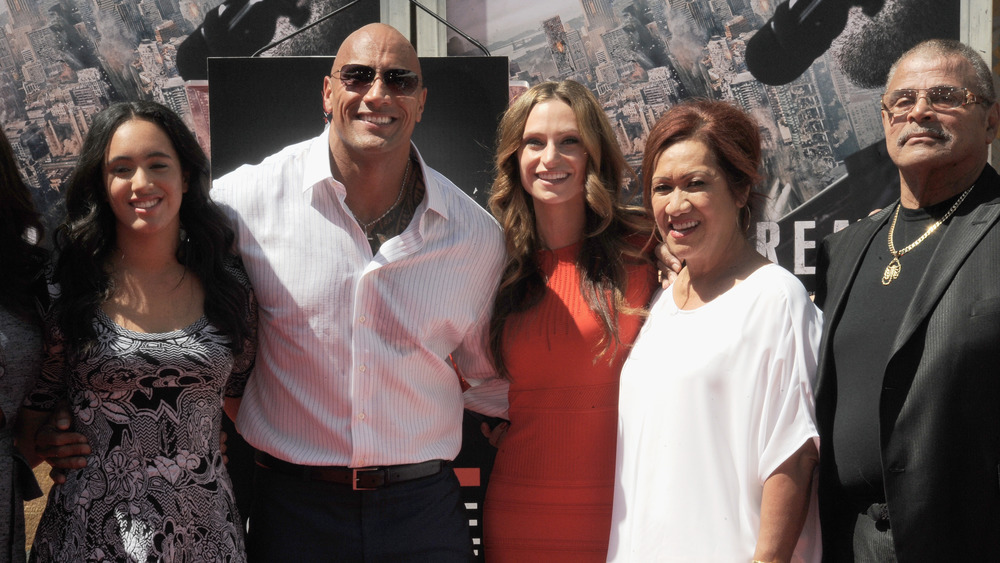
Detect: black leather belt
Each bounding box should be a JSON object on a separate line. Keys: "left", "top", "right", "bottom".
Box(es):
{"left": 255, "top": 451, "right": 447, "bottom": 490}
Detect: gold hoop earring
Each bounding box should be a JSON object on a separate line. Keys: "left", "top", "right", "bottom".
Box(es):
{"left": 741, "top": 206, "right": 752, "bottom": 234}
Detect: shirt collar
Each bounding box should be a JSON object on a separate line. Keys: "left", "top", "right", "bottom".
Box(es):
{"left": 302, "top": 128, "right": 450, "bottom": 221}
{"left": 410, "top": 143, "right": 448, "bottom": 221}
{"left": 302, "top": 128, "right": 335, "bottom": 194}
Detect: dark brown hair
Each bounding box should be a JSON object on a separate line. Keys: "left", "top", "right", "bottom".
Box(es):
{"left": 0, "top": 128, "right": 47, "bottom": 321}
{"left": 55, "top": 101, "right": 250, "bottom": 355}
{"left": 488, "top": 80, "right": 652, "bottom": 379}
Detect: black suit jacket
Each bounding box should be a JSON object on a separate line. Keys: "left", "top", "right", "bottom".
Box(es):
{"left": 814, "top": 165, "right": 1000, "bottom": 561}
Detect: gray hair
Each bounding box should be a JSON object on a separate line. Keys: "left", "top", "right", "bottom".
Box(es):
{"left": 885, "top": 38, "right": 996, "bottom": 104}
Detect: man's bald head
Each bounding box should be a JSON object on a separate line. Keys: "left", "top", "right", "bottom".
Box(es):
{"left": 322, "top": 23, "right": 428, "bottom": 167}
{"left": 333, "top": 23, "right": 422, "bottom": 80}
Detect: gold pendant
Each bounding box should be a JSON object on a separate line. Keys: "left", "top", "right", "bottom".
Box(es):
{"left": 882, "top": 257, "right": 901, "bottom": 285}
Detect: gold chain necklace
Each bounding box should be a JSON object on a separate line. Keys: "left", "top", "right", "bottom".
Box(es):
{"left": 881, "top": 186, "right": 972, "bottom": 285}
{"left": 358, "top": 158, "right": 412, "bottom": 241}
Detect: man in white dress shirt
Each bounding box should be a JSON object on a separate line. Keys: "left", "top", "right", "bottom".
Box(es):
{"left": 33, "top": 22, "right": 507, "bottom": 561}
{"left": 212, "top": 23, "right": 507, "bottom": 561}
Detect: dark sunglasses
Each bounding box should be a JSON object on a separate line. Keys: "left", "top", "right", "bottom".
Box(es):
{"left": 331, "top": 64, "right": 421, "bottom": 96}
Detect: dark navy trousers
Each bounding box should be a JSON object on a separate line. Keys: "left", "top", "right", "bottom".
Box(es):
{"left": 246, "top": 463, "right": 474, "bottom": 562}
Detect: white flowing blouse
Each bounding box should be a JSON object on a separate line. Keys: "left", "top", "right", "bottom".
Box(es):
{"left": 609, "top": 264, "right": 822, "bottom": 562}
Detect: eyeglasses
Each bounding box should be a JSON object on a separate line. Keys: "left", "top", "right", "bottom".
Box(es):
{"left": 880, "top": 86, "right": 990, "bottom": 117}
{"left": 331, "top": 64, "right": 421, "bottom": 96}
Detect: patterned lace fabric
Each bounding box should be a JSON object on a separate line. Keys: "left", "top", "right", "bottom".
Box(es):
{"left": 25, "top": 271, "right": 256, "bottom": 562}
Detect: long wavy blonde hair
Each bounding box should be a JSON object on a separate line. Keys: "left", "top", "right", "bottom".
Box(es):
{"left": 488, "top": 80, "right": 652, "bottom": 379}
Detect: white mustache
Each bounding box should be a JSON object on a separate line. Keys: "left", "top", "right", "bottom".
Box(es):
{"left": 898, "top": 127, "right": 951, "bottom": 146}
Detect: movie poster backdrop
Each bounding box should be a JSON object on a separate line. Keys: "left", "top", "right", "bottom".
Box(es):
{"left": 0, "top": 0, "right": 974, "bottom": 281}
{"left": 445, "top": 0, "right": 963, "bottom": 289}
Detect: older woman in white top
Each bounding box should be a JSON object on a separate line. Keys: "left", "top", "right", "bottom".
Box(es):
{"left": 609, "top": 100, "right": 822, "bottom": 562}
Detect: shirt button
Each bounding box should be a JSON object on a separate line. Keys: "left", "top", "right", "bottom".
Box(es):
{"left": 358, "top": 413, "right": 366, "bottom": 420}
{"left": 359, "top": 315, "right": 367, "bottom": 323}
{"left": 359, "top": 364, "right": 367, "bottom": 373}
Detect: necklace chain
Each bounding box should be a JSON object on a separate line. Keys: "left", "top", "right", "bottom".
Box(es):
{"left": 358, "top": 157, "right": 412, "bottom": 233}
{"left": 882, "top": 186, "right": 972, "bottom": 285}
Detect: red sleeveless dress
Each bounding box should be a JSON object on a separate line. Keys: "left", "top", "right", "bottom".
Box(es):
{"left": 483, "top": 242, "right": 654, "bottom": 562}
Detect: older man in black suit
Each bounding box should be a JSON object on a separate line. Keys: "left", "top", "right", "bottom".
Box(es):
{"left": 814, "top": 39, "right": 1000, "bottom": 561}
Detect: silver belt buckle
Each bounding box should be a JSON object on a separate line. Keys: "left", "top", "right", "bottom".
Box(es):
{"left": 352, "top": 467, "right": 380, "bottom": 490}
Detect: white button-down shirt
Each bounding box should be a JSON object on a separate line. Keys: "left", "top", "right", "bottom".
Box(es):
{"left": 213, "top": 130, "right": 508, "bottom": 466}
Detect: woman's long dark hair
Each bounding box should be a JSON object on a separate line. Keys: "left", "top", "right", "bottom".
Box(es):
{"left": 488, "top": 80, "right": 653, "bottom": 379}
{"left": 0, "top": 129, "right": 48, "bottom": 321}
{"left": 54, "top": 100, "right": 250, "bottom": 355}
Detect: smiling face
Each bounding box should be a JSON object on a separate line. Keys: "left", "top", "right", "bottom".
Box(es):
{"left": 649, "top": 139, "right": 747, "bottom": 269}
{"left": 323, "top": 24, "right": 427, "bottom": 166}
{"left": 104, "top": 118, "right": 186, "bottom": 241}
{"left": 882, "top": 52, "right": 997, "bottom": 179}
{"left": 518, "top": 99, "right": 588, "bottom": 212}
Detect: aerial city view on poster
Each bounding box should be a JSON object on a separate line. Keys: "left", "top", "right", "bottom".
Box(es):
{"left": 446, "top": 0, "right": 959, "bottom": 285}
{"left": 0, "top": 0, "right": 964, "bottom": 284}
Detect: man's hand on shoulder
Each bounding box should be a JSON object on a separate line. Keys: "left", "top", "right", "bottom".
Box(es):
{"left": 36, "top": 402, "right": 90, "bottom": 484}
{"left": 655, "top": 241, "right": 682, "bottom": 289}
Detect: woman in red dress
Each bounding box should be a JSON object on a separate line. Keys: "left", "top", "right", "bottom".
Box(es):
{"left": 482, "top": 80, "right": 656, "bottom": 561}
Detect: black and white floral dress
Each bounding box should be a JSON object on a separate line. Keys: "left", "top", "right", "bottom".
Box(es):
{"left": 25, "top": 270, "right": 256, "bottom": 563}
